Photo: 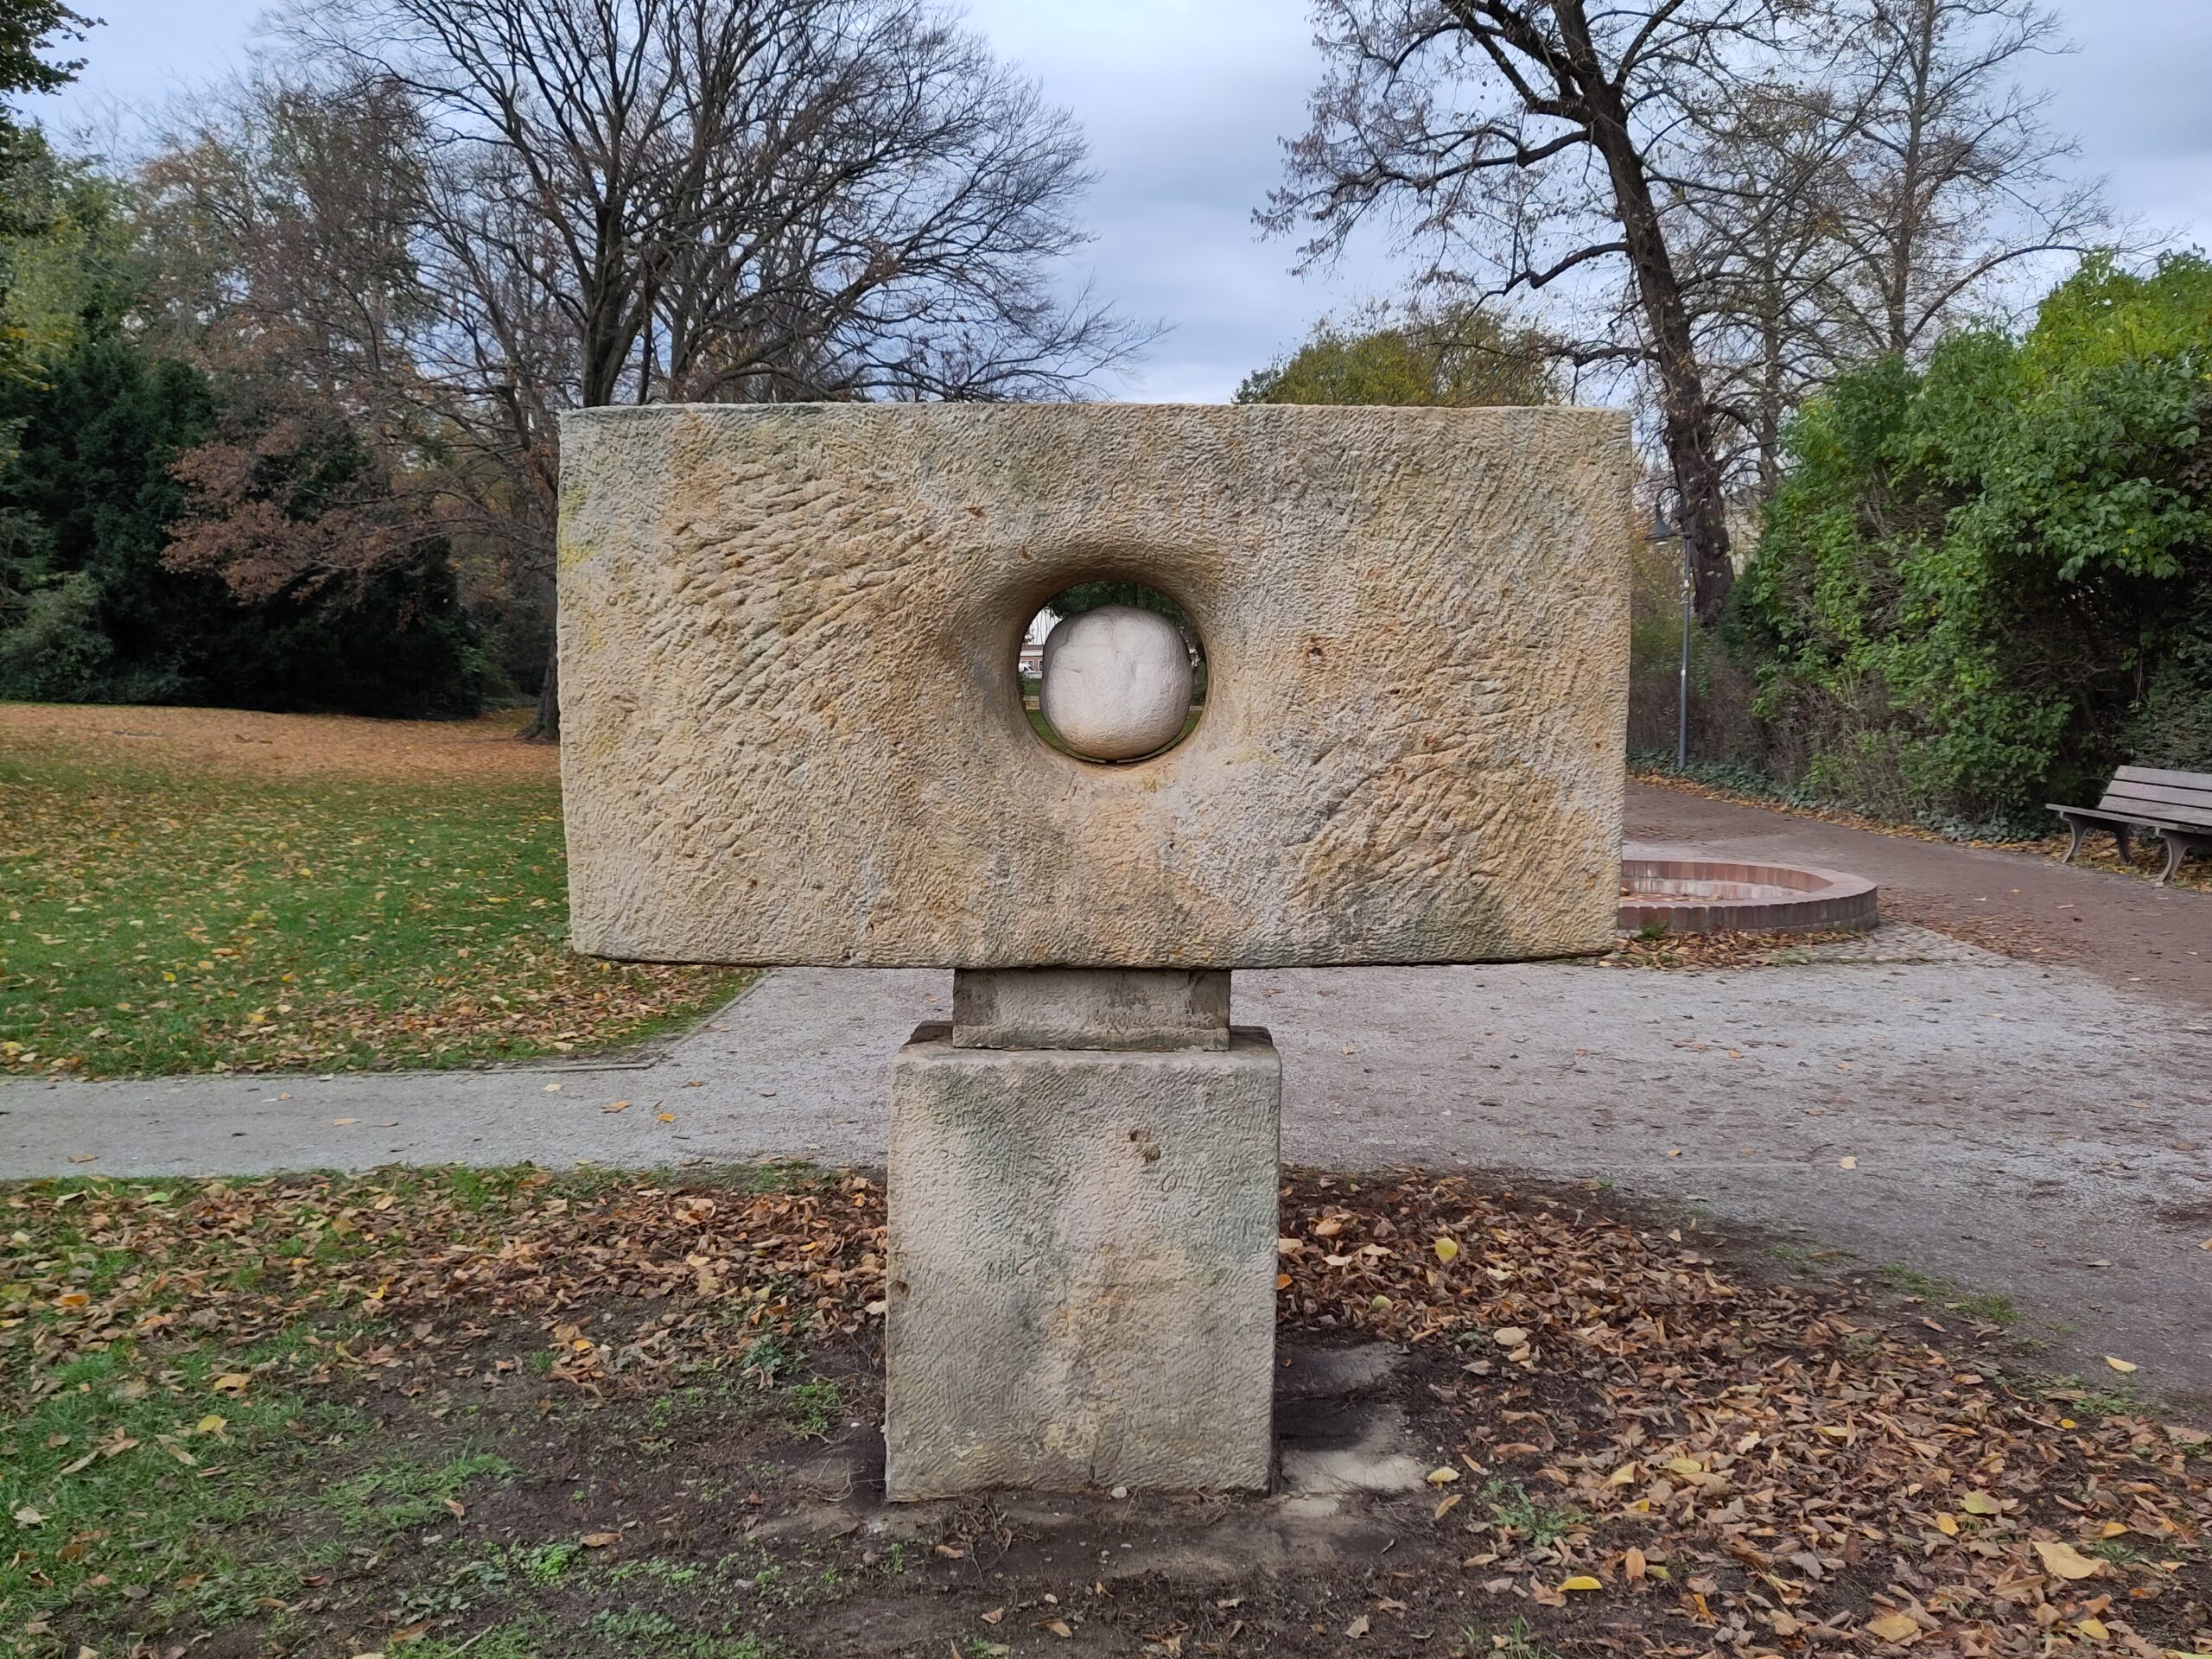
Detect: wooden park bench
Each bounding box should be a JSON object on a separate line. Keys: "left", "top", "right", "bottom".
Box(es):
{"left": 2049, "top": 766, "right": 2212, "bottom": 885}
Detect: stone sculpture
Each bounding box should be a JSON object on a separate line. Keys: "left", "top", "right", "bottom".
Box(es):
{"left": 557, "top": 402, "right": 1631, "bottom": 1498}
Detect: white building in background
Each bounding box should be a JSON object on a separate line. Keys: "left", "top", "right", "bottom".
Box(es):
{"left": 1018, "top": 607, "right": 1060, "bottom": 679}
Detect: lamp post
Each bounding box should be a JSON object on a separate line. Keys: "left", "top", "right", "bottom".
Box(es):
{"left": 1651, "top": 505, "right": 1689, "bottom": 771}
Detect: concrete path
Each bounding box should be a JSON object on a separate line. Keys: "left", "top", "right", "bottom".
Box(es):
{"left": 7, "top": 930, "right": 2209, "bottom": 1395}
{"left": 1629, "top": 779, "right": 2212, "bottom": 1009}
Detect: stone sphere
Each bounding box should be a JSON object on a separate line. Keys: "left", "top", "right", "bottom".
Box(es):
{"left": 1039, "top": 603, "right": 1194, "bottom": 760}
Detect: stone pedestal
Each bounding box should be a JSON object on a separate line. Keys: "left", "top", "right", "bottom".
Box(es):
{"left": 883, "top": 970, "right": 1280, "bottom": 1499}
{"left": 950, "top": 968, "right": 1230, "bottom": 1052}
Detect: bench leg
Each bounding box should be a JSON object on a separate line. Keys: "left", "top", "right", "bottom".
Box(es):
{"left": 2113, "top": 823, "right": 2135, "bottom": 866}
{"left": 2156, "top": 832, "right": 2203, "bottom": 887}
{"left": 2060, "top": 816, "right": 2085, "bottom": 864}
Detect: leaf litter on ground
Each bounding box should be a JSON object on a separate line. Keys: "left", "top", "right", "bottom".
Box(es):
{"left": 0, "top": 1163, "right": 2204, "bottom": 1657}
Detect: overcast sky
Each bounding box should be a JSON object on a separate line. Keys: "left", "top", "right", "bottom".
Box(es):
{"left": 39, "top": 0, "right": 2212, "bottom": 402}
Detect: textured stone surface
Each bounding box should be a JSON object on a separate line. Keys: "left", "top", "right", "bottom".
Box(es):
{"left": 558, "top": 402, "right": 1631, "bottom": 968}
{"left": 1039, "top": 603, "right": 1194, "bottom": 760}
{"left": 950, "top": 967, "right": 1228, "bottom": 1051}
{"left": 884, "top": 1024, "right": 1281, "bottom": 1497}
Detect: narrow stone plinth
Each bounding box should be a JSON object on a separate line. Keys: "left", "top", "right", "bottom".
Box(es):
{"left": 885, "top": 1024, "right": 1281, "bottom": 1498}
{"left": 951, "top": 968, "right": 1230, "bottom": 1052}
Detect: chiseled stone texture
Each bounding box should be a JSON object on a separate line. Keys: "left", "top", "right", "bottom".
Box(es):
{"left": 950, "top": 967, "right": 1229, "bottom": 1052}
{"left": 884, "top": 1024, "right": 1281, "bottom": 1497}
{"left": 558, "top": 403, "right": 1631, "bottom": 968}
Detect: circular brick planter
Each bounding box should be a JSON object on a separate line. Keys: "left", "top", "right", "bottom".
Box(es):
{"left": 1618, "top": 853, "right": 1878, "bottom": 935}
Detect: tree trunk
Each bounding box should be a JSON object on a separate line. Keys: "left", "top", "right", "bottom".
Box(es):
{"left": 1560, "top": 3, "right": 1734, "bottom": 621}
{"left": 519, "top": 634, "right": 559, "bottom": 741}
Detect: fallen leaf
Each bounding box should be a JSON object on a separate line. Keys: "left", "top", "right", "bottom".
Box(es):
{"left": 1934, "top": 1513, "right": 1958, "bottom": 1536}
{"left": 210, "top": 1372, "right": 251, "bottom": 1395}
{"left": 1427, "top": 1465, "right": 1460, "bottom": 1485}
{"left": 1344, "top": 1614, "right": 1370, "bottom": 1637}
{"left": 1433, "top": 1492, "right": 1462, "bottom": 1519}
{"left": 1492, "top": 1326, "right": 1529, "bottom": 1347}
{"left": 1433, "top": 1236, "right": 1459, "bottom": 1263}
{"left": 12, "top": 1506, "right": 42, "bottom": 1527}
{"left": 2103, "top": 1355, "right": 2138, "bottom": 1374}
{"left": 1624, "top": 1546, "right": 1646, "bottom": 1582}
{"left": 1866, "top": 1611, "right": 1918, "bottom": 1642}
{"left": 2032, "top": 1540, "right": 2101, "bottom": 1580}
{"left": 580, "top": 1531, "right": 619, "bottom": 1548}
{"left": 1839, "top": 1155, "right": 1858, "bottom": 1169}
{"left": 1961, "top": 1491, "right": 2001, "bottom": 1516}
{"left": 2075, "top": 1616, "right": 2109, "bottom": 1640}
{"left": 601, "top": 1100, "right": 631, "bottom": 1114}
{"left": 1036, "top": 1619, "right": 1072, "bottom": 1638}
{"left": 1561, "top": 1575, "right": 1601, "bottom": 1592}
{"left": 980, "top": 1608, "right": 1004, "bottom": 1625}
{"left": 331, "top": 1117, "right": 359, "bottom": 1126}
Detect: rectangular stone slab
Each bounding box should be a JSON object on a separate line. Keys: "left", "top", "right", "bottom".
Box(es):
{"left": 951, "top": 968, "right": 1229, "bottom": 1052}
{"left": 884, "top": 1024, "right": 1281, "bottom": 1497}
{"left": 558, "top": 403, "right": 1630, "bottom": 967}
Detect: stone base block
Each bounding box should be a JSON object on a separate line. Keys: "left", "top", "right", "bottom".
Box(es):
{"left": 951, "top": 968, "right": 1230, "bottom": 1051}
{"left": 885, "top": 1025, "right": 1281, "bottom": 1498}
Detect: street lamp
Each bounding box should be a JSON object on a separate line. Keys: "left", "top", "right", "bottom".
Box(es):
{"left": 1651, "top": 504, "right": 1690, "bottom": 771}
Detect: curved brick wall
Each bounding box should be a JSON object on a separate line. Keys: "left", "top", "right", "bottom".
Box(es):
{"left": 1618, "top": 855, "right": 1878, "bottom": 935}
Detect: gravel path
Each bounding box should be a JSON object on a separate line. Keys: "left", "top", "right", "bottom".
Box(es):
{"left": 7, "top": 924, "right": 2209, "bottom": 1394}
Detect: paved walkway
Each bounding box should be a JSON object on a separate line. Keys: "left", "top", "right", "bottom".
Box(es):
{"left": 4, "top": 785, "right": 2209, "bottom": 1393}
{"left": 1629, "top": 779, "right": 2212, "bottom": 1009}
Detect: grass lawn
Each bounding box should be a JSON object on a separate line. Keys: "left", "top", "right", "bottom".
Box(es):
{"left": 3, "top": 1162, "right": 2206, "bottom": 1658}
{"left": 0, "top": 704, "right": 748, "bottom": 1078}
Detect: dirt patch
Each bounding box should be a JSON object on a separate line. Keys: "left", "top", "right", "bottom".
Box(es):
{"left": 1592, "top": 926, "right": 1881, "bottom": 970}
{"left": 2153, "top": 1199, "right": 2212, "bottom": 1234}
{"left": 0, "top": 702, "right": 558, "bottom": 784}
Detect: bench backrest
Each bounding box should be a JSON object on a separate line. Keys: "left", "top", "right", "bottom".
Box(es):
{"left": 2099, "top": 766, "right": 2212, "bottom": 829}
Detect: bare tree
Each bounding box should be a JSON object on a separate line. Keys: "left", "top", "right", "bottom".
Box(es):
{"left": 1822, "top": 0, "right": 2103, "bottom": 359}
{"left": 1669, "top": 74, "right": 1867, "bottom": 494}
{"left": 141, "top": 78, "right": 430, "bottom": 403}
{"left": 1264, "top": 0, "right": 1836, "bottom": 620}
{"left": 1656, "top": 0, "right": 2104, "bottom": 494}
{"left": 139, "top": 79, "right": 467, "bottom": 601}
{"left": 152, "top": 0, "right": 1147, "bottom": 735}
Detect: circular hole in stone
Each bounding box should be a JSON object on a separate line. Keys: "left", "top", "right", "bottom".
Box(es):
{"left": 1018, "top": 581, "right": 1206, "bottom": 763}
